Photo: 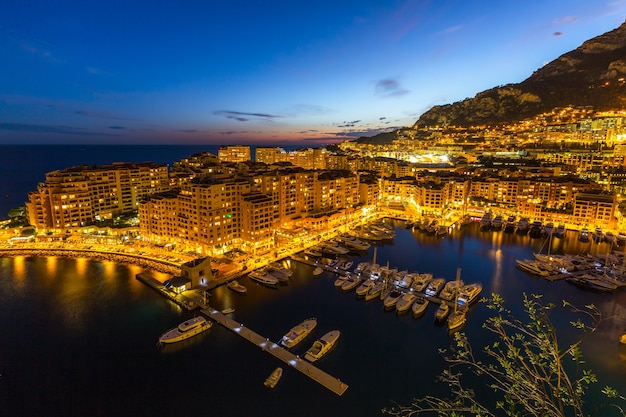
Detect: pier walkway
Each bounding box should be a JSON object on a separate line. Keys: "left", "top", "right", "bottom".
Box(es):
{"left": 201, "top": 307, "right": 349, "bottom": 396}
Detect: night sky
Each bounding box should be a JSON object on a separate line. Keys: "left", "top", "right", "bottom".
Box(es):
{"left": 1, "top": 1, "right": 626, "bottom": 145}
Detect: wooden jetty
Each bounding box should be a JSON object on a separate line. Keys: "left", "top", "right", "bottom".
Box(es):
{"left": 201, "top": 307, "right": 349, "bottom": 396}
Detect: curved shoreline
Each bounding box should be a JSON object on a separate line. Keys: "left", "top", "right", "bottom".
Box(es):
{"left": 0, "top": 247, "right": 182, "bottom": 275}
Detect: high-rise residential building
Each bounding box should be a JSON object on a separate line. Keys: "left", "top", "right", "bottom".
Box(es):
{"left": 26, "top": 162, "right": 169, "bottom": 233}
{"left": 217, "top": 145, "right": 251, "bottom": 163}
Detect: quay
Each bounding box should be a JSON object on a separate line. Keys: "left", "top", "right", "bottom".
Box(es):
{"left": 201, "top": 307, "right": 349, "bottom": 396}
{"left": 136, "top": 271, "right": 203, "bottom": 311}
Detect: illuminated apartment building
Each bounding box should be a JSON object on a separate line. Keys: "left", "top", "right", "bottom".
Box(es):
{"left": 572, "top": 193, "right": 616, "bottom": 227}
{"left": 217, "top": 145, "right": 251, "bottom": 163}
{"left": 255, "top": 147, "right": 327, "bottom": 169}
{"left": 140, "top": 168, "right": 359, "bottom": 254}
{"left": 26, "top": 162, "right": 169, "bottom": 233}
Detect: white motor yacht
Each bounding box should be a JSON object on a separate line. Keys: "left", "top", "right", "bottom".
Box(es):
{"left": 304, "top": 330, "right": 340, "bottom": 362}
{"left": 395, "top": 292, "right": 417, "bottom": 313}
{"left": 158, "top": 316, "right": 212, "bottom": 345}
{"left": 281, "top": 318, "right": 317, "bottom": 348}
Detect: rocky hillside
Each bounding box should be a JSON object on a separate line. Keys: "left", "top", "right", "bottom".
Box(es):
{"left": 417, "top": 20, "right": 626, "bottom": 127}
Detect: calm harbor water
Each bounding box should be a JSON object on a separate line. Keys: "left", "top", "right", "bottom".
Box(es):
{"left": 2, "top": 222, "right": 626, "bottom": 416}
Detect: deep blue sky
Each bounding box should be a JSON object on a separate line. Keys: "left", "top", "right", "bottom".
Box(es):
{"left": 1, "top": 1, "right": 625, "bottom": 145}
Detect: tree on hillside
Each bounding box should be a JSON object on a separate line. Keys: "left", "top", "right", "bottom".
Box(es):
{"left": 383, "top": 294, "right": 626, "bottom": 417}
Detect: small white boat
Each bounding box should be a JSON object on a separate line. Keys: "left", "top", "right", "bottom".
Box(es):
{"left": 355, "top": 279, "right": 375, "bottom": 297}
{"left": 304, "top": 330, "right": 340, "bottom": 362}
{"left": 341, "top": 274, "right": 361, "bottom": 292}
{"left": 448, "top": 308, "right": 467, "bottom": 331}
{"left": 221, "top": 307, "right": 235, "bottom": 314}
{"left": 383, "top": 288, "right": 404, "bottom": 310}
{"left": 227, "top": 280, "right": 247, "bottom": 294}
{"left": 410, "top": 273, "right": 432, "bottom": 292}
{"left": 425, "top": 277, "right": 445, "bottom": 296}
{"left": 334, "top": 275, "right": 347, "bottom": 287}
{"left": 365, "top": 280, "right": 385, "bottom": 301}
{"left": 264, "top": 367, "right": 283, "bottom": 388}
{"left": 457, "top": 283, "right": 482, "bottom": 306}
{"left": 439, "top": 279, "right": 464, "bottom": 301}
{"left": 411, "top": 296, "right": 429, "bottom": 317}
{"left": 249, "top": 269, "right": 279, "bottom": 287}
{"left": 435, "top": 302, "right": 449, "bottom": 321}
{"left": 396, "top": 292, "right": 417, "bottom": 313}
{"left": 158, "top": 316, "right": 212, "bottom": 344}
{"left": 281, "top": 318, "right": 317, "bottom": 348}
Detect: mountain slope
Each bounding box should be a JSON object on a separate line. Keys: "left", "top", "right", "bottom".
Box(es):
{"left": 417, "top": 21, "right": 626, "bottom": 127}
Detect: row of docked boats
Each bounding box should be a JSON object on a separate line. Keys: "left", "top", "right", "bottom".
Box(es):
{"left": 331, "top": 260, "right": 482, "bottom": 331}
{"left": 280, "top": 318, "right": 340, "bottom": 362}
{"left": 248, "top": 261, "right": 294, "bottom": 287}
{"left": 516, "top": 251, "right": 626, "bottom": 292}
{"left": 348, "top": 221, "right": 396, "bottom": 241}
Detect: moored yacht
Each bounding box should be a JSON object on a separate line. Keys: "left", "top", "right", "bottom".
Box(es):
{"left": 227, "top": 280, "right": 247, "bottom": 294}
{"left": 516, "top": 217, "right": 530, "bottom": 234}
{"left": 410, "top": 273, "right": 432, "bottom": 292}
{"left": 249, "top": 269, "right": 279, "bottom": 287}
{"left": 304, "top": 330, "right": 340, "bottom": 362}
{"left": 457, "top": 283, "right": 482, "bottom": 306}
{"left": 439, "top": 279, "right": 464, "bottom": 301}
{"left": 554, "top": 224, "right": 566, "bottom": 238}
{"left": 411, "top": 296, "right": 429, "bottom": 317}
{"left": 448, "top": 308, "right": 467, "bottom": 332}
{"left": 491, "top": 215, "right": 503, "bottom": 230}
{"left": 579, "top": 228, "right": 590, "bottom": 242}
{"left": 158, "top": 316, "right": 212, "bottom": 345}
{"left": 281, "top": 318, "right": 317, "bottom": 348}
{"left": 504, "top": 216, "right": 516, "bottom": 233}
{"left": 355, "top": 279, "right": 375, "bottom": 297}
{"left": 425, "top": 277, "right": 445, "bottom": 296}
{"left": 434, "top": 302, "right": 450, "bottom": 321}
{"left": 480, "top": 212, "right": 492, "bottom": 230}
{"left": 396, "top": 292, "right": 418, "bottom": 313}
{"left": 383, "top": 288, "right": 404, "bottom": 310}
{"left": 341, "top": 274, "right": 362, "bottom": 292}
{"left": 365, "top": 280, "right": 385, "bottom": 301}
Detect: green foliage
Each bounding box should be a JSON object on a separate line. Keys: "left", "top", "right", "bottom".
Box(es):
{"left": 382, "top": 294, "right": 625, "bottom": 417}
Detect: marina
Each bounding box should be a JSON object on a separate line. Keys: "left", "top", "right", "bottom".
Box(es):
{"left": 2, "top": 219, "right": 626, "bottom": 416}
{"left": 201, "top": 307, "right": 349, "bottom": 396}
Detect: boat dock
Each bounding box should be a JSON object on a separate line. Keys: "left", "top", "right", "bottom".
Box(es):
{"left": 201, "top": 307, "right": 349, "bottom": 396}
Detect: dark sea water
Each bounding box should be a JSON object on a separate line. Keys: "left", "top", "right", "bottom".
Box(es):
{"left": 0, "top": 145, "right": 223, "bottom": 217}
{"left": 2, "top": 223, "right": 626, "bottom": 417}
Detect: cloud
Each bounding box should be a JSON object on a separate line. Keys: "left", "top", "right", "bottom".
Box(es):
{"left": 213, "top": 110, "right": 282, "bottom": 122}
{"left": 438, "top": 25, "right": 463, "bottom": 35}
{"left": 0, "top": 122, "right": 122, "bottom": 136}
{"left": 109, "top": 126, "right": 125, "bottom": 130}
{"left": 555, "top": 16, "right": 577, "bottom": 24}
{"left": 75, "top": 109, "right": 138, "bottom": 121}
{"left": 219, "top": 130, "right": 264, "bottom": 135}
{"left": 176, "top": 129, "right": 199, "bottom": 133}
{"left": 375, "top": 78, "right": 410, "bottom": 97}
{"left": 553, "top": 32, "right": 563, "bottom": 37}
{"left": 336, "top": 120, "right": 361, "bottom": 128}
{"left": 86, "top": 66, "right": 113, "bottom": 76}
{"left": 332, "top": 126, "right": 402, "bottom": 138}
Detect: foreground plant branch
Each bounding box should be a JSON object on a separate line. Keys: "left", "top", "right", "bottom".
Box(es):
{"left": 383, "top": 293, "right": 626, "bottom": 417}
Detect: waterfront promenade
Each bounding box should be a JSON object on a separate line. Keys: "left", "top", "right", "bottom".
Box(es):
{"left": 0, "top": 245, "right": 186, "bottom": 275}
{"left": 202, "top": 306, "right": 349, "bottom": 396}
